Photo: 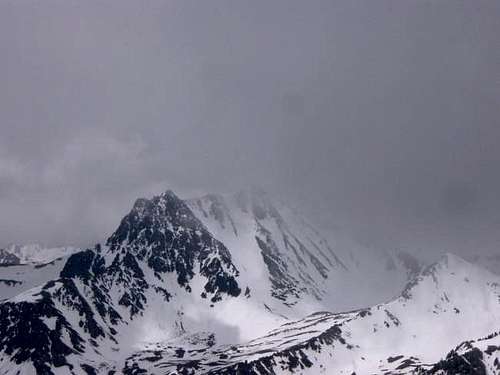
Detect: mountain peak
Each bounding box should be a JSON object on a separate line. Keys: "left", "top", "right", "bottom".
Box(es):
{"left": 105, "top": 188, "right": 242, "bottom": 303}
{"left": 131, "top": 197, "right": 150, "bottom": 211}
{"left": 158, "top": 189, "right": 178, "bottom": 199}
{"left": 400, "top": 251, "right": 493, "bottom": 301}
{"left": 127, "top": 189, "right": 192, "bottom": 225}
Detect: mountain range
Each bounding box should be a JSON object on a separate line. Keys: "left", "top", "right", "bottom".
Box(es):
{"left": 0, "top": 189, "right": 498, "bottom": 374}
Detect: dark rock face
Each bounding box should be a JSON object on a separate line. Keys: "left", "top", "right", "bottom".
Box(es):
{"left": 60, "top": 249, "right": 105, "bottom": 280}
{"left": 0, "top": 280, "right": 92, "bottom": 374}
{"left": 256, "top": 231, "right": 301, "bottom": 302}
{"left": 426, "top": 347, "right": 487, "bottom": 375}
{"left": 419, "top": 333, "right": 500, "bottom": 375}
{"left": 0, "top": 248, "right": 21, "bottom": 265}
{"left": 0, "top": 279, "right": 22, "bottom": 286}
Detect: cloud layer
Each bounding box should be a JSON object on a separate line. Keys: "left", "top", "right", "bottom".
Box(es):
{"left": 0, "top": 1, "right": 499, "bottom": 257}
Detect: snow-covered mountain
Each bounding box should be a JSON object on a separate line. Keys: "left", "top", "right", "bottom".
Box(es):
{"left": 0, "top": 248, "right": 20, "bottom": 266}
{"left": 187, "top": 189, "right": 421, "bottom": 314}
{"left": 0, "top": 243, "right": 78, "bottom": 265}
{"left": 0, "top": 191, "right": 275, "bottom": 374}
{"left": 121, "top": 253, "right": 500, "bottom": 374}
{"left": 0, "top": 189, "right": 498, "bottom": 374}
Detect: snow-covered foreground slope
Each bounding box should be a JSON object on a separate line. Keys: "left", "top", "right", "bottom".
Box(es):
{"left": 121, "top": 253, "right": 500, "bottom": 375}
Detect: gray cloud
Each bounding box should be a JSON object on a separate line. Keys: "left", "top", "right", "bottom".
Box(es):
{"left": 0, "top": 0, "right": 499, "bottom": 258}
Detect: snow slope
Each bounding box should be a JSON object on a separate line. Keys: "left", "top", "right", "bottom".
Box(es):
{"left": 120, "top": 253, "right": 500, "bottom": 374}
{"left": 0, "top": 256, "right": 70, "bottom": 301}
{"left": 187, "top": 189, "right": 420, "bottom": 316}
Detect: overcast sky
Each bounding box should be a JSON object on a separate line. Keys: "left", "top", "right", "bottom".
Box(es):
{"left": 0, "top": 1, "right": 499, "bottom": 257}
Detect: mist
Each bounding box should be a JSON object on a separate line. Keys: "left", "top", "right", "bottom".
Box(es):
{"left": 0, "top": 0, "right": 499, "bottom": 258}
